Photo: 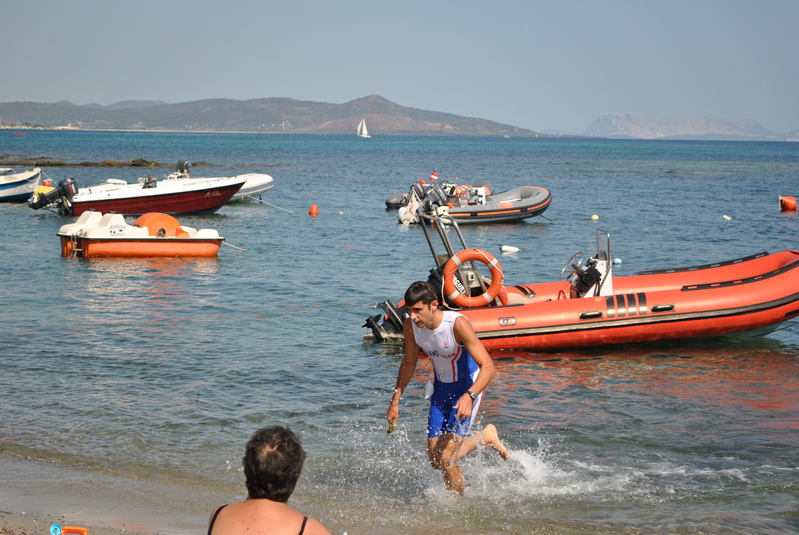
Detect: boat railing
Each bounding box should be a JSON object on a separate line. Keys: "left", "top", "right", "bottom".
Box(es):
{"left": 593, "top": 229, "right": 613, "bottom": 296}
{"left": 419, "top": 213, "right": 491, "bottom": 302}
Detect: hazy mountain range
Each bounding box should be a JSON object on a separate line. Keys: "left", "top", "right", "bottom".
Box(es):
{"left": 583, "top": 113, "right": 798, "bottom": 141}
{"left": 1, "top": 96, "right": 796, "bottom": 140}
{"left": 0, "top": 95, "right": 538, "bottom": 136}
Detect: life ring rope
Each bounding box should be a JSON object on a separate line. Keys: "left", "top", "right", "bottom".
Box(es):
{"left": 442, "top": 248, "right": 505, "bottom": 308}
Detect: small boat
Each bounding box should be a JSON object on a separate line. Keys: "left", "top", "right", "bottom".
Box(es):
{"left": 357, "top": 119, "right": 370, "bottom": 138}
{"left": 165, "top": 161, "right": 274, "bottom": 203}
{"left": 386, "top": 174, "right": 494, "bottom": 209}
{"left": 28, "top": 174, "right": 245, "bottom": 216}
{"left": 0, "top": 168, "right": 41, "bottom": 202}
{"left": 0, "top": 167, "right": 14, "bottom": 175}
{"left": 399, "top": 180, "right": 551, "bottom": 224}
{"left": 57, "top": 211, "right": 224, "bottom": 258}
{"left": 227, "top": 173, "right": 275, "bottom": 202}
{"left": 364, "top": 215, "right": 799, "bottom": 351}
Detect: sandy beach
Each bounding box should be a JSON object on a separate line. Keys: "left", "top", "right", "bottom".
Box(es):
{"left": 0, "top": 513, "right": 125, "bottom": 535}
{"left": 0, "top": 454, "right": 231, "bottom": 535}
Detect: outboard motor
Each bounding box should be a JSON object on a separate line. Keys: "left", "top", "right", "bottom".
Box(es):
{"left": 424, "top": 182, "right": 449, "bottom": 211}
{"left": 28, "top": 178, "right": 78, "bottom": 215}
{"left": 363, "top": 300, "right": 407, "bottom": 340}
{"left": 140, "top": 175, "right": 158, "bottom": 189}
{"left": 176, "top": 160, "right": 190, "bottom": 177}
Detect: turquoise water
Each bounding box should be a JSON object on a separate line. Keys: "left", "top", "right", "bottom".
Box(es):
{"left": 1, "top": 132, "right": 799, "bottom": 534}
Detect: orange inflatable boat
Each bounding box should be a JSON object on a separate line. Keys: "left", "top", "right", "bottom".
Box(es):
{"left": 364, "top": 216, "right": 799, "bottom": 351}
{"left": 57, "top": 211, "right": 224, "bottom": 258}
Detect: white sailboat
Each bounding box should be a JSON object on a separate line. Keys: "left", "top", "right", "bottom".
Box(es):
{"left": 357, "top": 118, "right": 370, "bottom": 138}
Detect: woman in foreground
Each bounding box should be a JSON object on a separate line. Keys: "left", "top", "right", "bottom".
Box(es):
{"left": 208, "top": 426, "right": 331, "bottom": 535}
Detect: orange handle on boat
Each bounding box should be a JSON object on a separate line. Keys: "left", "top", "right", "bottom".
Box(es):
{"left": 443, "top": 248, "right": 504, "bottom": 308}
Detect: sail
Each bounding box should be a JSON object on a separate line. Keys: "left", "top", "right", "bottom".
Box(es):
{"left": 357, "top": 119, "right": 370, "bottom": 138}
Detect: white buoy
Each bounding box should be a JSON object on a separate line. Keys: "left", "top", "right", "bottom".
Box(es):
{"left": 500, "top": 245, "right": 520, "bottom": 253}
{"left": 590, "top": 214, "right": 599, "bottom": 220}
{"left": 723, "top": 215, "right": 732, "bottom": 220}
{"left": 613, "top": 258, "right": 622, "bottom": 264}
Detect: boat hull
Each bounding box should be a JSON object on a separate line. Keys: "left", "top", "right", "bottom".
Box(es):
{"left": 0, "top": 168, "right": 41, "bottom": 202}
{"left": 72, "top": 181, "right": 243, "bottom": 215}
{"left": 227, "top": 173, "right": 274, "bottom": 203}
{"left": 445, "top": 186, "right": 552, "bottom": 224}
{"left": 59, "top": 236, "right": 222, "bottom": 258}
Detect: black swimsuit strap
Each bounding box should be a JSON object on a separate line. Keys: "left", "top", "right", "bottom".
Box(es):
{"left": 298, "top": 516, "right": 308, "bottom": 535}
{"left": 207, "top": 504, "right": 228, "bottom": 535}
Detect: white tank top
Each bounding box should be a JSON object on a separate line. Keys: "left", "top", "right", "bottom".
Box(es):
{"left": 412, "top": 310, "right": 478, "bottom": 384}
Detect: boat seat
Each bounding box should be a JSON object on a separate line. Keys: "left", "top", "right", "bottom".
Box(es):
{"left": 134, "top": 212, "right": 190, "bottom": 237}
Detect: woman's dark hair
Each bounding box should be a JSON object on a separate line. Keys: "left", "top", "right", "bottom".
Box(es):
{"left": 404, "top": 281, "right": 438, "bottom": 307}
{"left": 242, "top": 426, "right": 306, "bottom": 502}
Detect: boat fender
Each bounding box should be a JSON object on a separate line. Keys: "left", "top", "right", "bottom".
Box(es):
{"left": 443, "top": 249, "right": 505, "bottom": 308}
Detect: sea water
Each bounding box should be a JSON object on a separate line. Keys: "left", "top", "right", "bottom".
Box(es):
{"left": 1, "top": 131, "right": 798, "bottom": 534}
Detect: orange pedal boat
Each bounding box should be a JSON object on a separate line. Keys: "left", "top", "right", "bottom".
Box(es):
{"left": 364, "top": 215, "right": 799, "bottom": 351}
{"left": 57, "top": 211, "right": 224, "bottom": 258}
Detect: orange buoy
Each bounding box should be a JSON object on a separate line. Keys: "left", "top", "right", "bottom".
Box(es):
{"left": 309, "top": 204, "right": 319, "bottom": 216}
{"left": 779, "top": 196, "right": 796, "bottom": 211}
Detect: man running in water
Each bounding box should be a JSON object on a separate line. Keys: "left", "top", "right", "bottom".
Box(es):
{"left": 385, "top": 281, "right": 509, "bottom": 495}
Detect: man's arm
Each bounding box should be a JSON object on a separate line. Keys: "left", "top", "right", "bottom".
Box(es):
{"left": 453, "top": 315, "right": 495, "bottom": 419}
{"left": 385, "top": 319, "right": 421, "bottom": 425}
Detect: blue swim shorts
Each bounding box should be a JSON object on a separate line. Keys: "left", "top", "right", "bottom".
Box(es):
{"left": 427, "top": 380, "right": 483, "bottom": 438}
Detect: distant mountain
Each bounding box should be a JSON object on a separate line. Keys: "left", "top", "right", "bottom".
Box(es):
{"left": 584, "top": 113, "right": 785, "bottom": 141}
{"left": 0, "top": 95, "right": 539, "bottom": 136}
{"left": 52, "top": 100, "right": 167, "bottom": 110}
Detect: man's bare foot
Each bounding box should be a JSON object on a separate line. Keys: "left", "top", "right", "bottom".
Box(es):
{"left": 481, "top": 424, "right": 509, "bottom": 461}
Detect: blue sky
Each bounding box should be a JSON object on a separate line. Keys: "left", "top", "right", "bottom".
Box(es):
{"left": 3, "top": 1, "right": 797, "bottom": 134}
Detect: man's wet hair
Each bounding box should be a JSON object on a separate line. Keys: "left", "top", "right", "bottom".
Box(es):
{"left": 243, "top": 426, "right": 306, "bottom": 502}
{"left": 404, "top": 281, "right": 438, "bottom": 307}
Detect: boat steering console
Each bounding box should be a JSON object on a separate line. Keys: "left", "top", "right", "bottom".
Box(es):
{"left": 561, "top": 252, "right": 604, "bottom": 299}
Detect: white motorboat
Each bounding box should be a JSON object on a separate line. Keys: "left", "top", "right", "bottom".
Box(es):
{"left": 29, "top": 174, "right": 246, "bottom": 216}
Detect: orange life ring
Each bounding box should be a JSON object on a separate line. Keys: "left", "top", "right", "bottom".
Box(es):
{"left": 443, "top": 249, "right": 505, "bottom": 308}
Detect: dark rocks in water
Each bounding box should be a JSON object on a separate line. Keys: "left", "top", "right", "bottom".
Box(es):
{"left": 0, "top": 156, "right": 211, "bottom": 168}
